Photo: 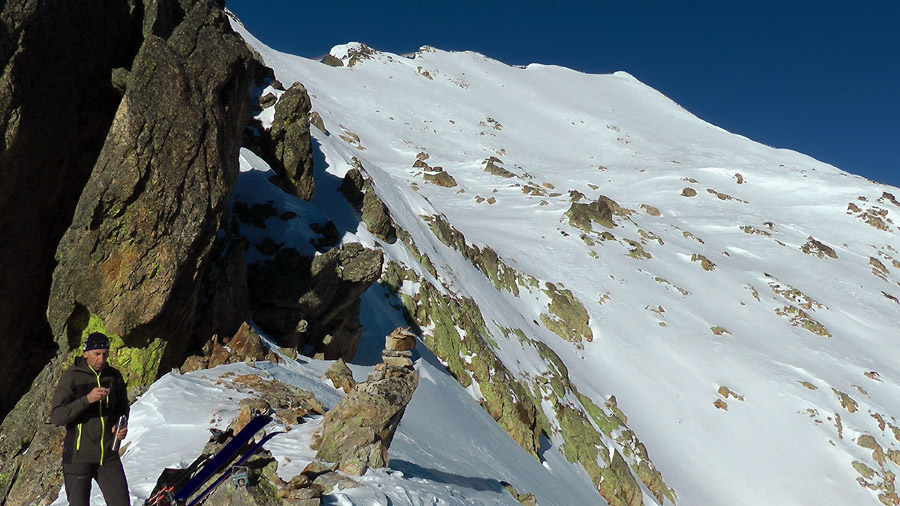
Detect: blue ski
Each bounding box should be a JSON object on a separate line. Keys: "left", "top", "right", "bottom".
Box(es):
{"left": 169, "top": 414, "right": 272, "bottom": 503}
{"left": 185, "top": 429, "right": 284, "bottom": 506}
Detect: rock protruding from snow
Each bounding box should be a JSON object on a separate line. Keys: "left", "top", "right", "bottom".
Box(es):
{"left": 324, "top": 359, "right": 357, "bottom": 394}
{"left": 312, "top": 328, "right": 419, "bottom": 475}
{"left": 339, "top": 163, "right": 397, "bottom": 243}
{"left": 0, "top": 0, "right": 138, "bottom": 423}
{"left": 181, "top": 322, "right": 278, "bottom": 373}
{"left": 263, "top": 82, "right": 315, "bottom": 201}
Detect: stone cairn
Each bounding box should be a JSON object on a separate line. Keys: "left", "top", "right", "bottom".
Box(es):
{"left": 312, "top": 328, "right": 419, "bottom": 476}
{"left": 369, "top": 327, "right": 417, "bottom": 380}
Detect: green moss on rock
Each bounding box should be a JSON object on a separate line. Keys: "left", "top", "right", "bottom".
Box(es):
{"left": 517, "top": 332, "right": 675, "bottom": 505}
{"left": 72, "top": 312, "right": 167, "bottom": 390}
{"left": 423, "top": 215, "right": 532, "bottom": 296}
{"left": 540, "top": 282, "right": 593, "bottom": 343}
{"left": 774, "top": 306, "right": 832, "bottom": 337}
{"left": 385, "top": 265, "right": 540, "bottom": 458}
{"left": 565, "top": 196, "right": 619, "bottom": 231}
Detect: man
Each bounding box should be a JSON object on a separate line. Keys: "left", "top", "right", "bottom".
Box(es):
{"left": 50, "top": 332, "right": 131, "bottom": 506}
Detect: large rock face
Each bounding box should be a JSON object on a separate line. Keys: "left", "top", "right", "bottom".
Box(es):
{"left": 0, "top": 1, "right": 255, "bottom": 502}
{"left": 48, "top": 0, "right": 254, "bottom": 382}
{"left": 0, "top": 0, "right": 139, "bottom": 420}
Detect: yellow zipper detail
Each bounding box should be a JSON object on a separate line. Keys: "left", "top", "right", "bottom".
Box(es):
{"left": 93, "top": 368, "right": 106, "bottom": 466}
{"left": 76, "top": 424, "right": 82, "bottom": 451}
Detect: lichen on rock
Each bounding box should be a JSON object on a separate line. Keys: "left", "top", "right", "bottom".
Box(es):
{"left": 801, "top": 236, "right": 838, "bottom": 259}
{"left": 262, "top": 82, "right": 315, "bottom": 200}
{"left": 1, "top": 5, "right": 261, "bottom": 501}
{"left": 312, "top": 332, "right": 419, "bottom": 475}
{"left": 540, "top": 282, "right": 593, "bottom": 343}
{"left": 774, "top": 305, "right": 831, "bottom": 337}
{"left": 423, "top": 214, "right": 535, "bottom": 296}
{"left": 565, "top": 195, "right": 621, "bottom": 231}
{"left": 691, "top": 254, "right": 716, "bottom": 271}
{"left": 517, "top": 332, "right": 676, "bottom": 505}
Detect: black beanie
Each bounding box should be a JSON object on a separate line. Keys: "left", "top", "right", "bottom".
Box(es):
{"left": 84, "top": 332, "right": 111, "bottom": 352}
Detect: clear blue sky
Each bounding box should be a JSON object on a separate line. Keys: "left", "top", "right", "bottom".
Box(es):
{"left": 226, "top": 1, "right": 899, "bottom": 189}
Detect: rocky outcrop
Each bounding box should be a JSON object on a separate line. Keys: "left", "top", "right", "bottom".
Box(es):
{"left": 361, "top": 184, "right": 397, "bottom": 242}
{"left": 181, "top": 322, "right": 279, "bottom": 373}
{"left": 565, "top": 195, "right": 621, "bottom": 231}
{"left": 540, "top": 282, "right": 594, "bottom": 343}
{"left": 423, "top": 214, "right": 536, "bottom": 297}
{"left": 484, "top": 156, "right": 517, "bottom": 178}
{"left": 47, "top": 0, "right": 254, "bottom": 383}
{"left": 324, "top": 359, "right": 357, "bottom": 394}
{"left": 0, "top": 0, "right": 140, "bottom": 420}
{"left": 248, "top": 243, "right": 384, "bottom": 360}
{"left": 383, "top": 228, "right": 674, "bottom": 503}
{"left": 0, "top": 1, "right": 256, "bottom": 503}
{"left": 312, "top": 329, "right": 419, "bottom": 475}
{"left": 262, "top": 82, "right": 315, "bottom": 200}
{"left": 339, "top": 165, "right": 397, "bottom": 243}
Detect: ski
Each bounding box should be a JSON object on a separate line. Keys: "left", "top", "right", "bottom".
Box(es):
{"left": 143, "top": 414, "right": 272, "bottom": 505}
{"left": 170, "top": 414, "right": 272, "bottom": 503}
{"left": 185, "top": 429, "right": 284, "bottom": 506}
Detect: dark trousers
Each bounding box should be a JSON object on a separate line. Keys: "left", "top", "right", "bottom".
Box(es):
{"left": 63, "top": 460, "right": 130, "bottom": 506}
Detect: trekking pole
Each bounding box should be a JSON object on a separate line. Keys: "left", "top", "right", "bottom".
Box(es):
{"left": 112, "top": 415, "right": 127, "bottom": 452}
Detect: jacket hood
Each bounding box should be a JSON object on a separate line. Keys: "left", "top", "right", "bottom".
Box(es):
{"left": 72, "top": 355, "right": 104, "bottom": 375}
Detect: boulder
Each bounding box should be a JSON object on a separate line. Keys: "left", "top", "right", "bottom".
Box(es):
{"left": 339, "top": 164, "right": 396, "bottom": 242}
{"left": 312, "top": 471, "right": 360, "bottom": 494}
{"left": 424, "top": 170, "right": 458, "bottom": 188}
{"left": 385, "top": 327, "right": 416, "bottom": 351}
{"left": 198, "top": 323, "right": 269, "bottom": 369}
{"left": 484, "top": 157, "right": 516, "bottom": 178}
{"left": 228, "top": 323, "right": 268, "bottom": 363}
{"left": 565, "top": 195, "right": 619, "bottom": 231}
{"left": 324, "top": 358, "right": 357, "bottom": 394}
{"left": 263, "top": 82, "right": 315, "bottom": 200}
{"left": 361, "top": 182, "right": 397, "bottom": 242}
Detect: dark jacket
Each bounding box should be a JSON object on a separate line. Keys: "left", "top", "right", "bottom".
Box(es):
{"left": 50, "top": 356, "right": 129, "bottom": 465}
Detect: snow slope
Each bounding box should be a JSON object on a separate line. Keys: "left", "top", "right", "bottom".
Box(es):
{"left": 56, "top": 12, "right": 900, "bottom": 506}
{"left": 229, "top": 21, "right": 900, "bottom": 505}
